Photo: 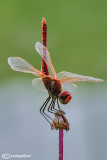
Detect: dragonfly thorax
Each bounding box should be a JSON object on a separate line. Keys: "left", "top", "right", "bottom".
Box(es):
{"left": 42, "top": 76, "right": 62, "bottom": 97}
{"left": 59, "top": 91, "right": 72, "bottom": 104}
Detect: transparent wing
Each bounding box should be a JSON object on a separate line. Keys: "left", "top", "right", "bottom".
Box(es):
{"left": 35, "top": 42, "right": 56, "bottom": 78}
{"left": 62, "top": 82, "right": 77, "bottom": 93}
{"left": 57, "top": 71, "right": 104, "bottom": 82}
{"left": 32, "top": 78, "right": 47, "bottom": 92}
{"left": 8, "top": 57, "right": 44, "bottom": 77}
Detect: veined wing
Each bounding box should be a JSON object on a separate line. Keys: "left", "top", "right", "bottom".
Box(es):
{"left": 8, "top": 57, "right": 44, "bottom": 77}
{"left": 62, "top": 82, "right": 77, "bottom": 93}
{"left": 57, "top": 71, "right": 104, "bottom": 82}
{"left": 35, "top": 42, "right": 56, "bottom": 78}
{"left": 32, "top": 78, "right": 47, "bottom": 92}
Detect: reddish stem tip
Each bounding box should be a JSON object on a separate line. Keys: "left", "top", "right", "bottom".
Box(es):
{"left": 42, "top": 17, "right": 46, "bottom": 24}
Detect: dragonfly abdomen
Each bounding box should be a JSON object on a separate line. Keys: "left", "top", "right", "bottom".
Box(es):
{"left": 42, "top": 18, "right": 49, "bottom": 76}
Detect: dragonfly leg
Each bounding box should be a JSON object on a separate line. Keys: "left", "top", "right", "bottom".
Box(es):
{"left": 42, "top": 99, "right": 53, "bottom": 121}
{"left": 57, "top": 98, "right": 60, "bottom": 109}
{"left": 48, "top": 98, "right": 61, "bottom": 114}
{"left": 47, "top": 98, "right": 62, "bottom": 114}
{"left": 40, "top": 97, "right": 53, "bottom": 125}
{"left": 47, "top": 98, "right": 56, "bottom": 114}
{"left": 50, "top": 98, "right": 56, "bottom": 110}
{"left": 51, "top": 98, "right": 65, "bottom": 115}
{"left": 50, "top": 98, "right": 62, "bottom": 112}
{"left": 47, "top": 98, "right": 65, "bottom": 116}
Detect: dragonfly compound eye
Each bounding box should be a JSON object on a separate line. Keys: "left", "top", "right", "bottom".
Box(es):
{"left": 59, "top": 91, "right": 72, "bottom": 104}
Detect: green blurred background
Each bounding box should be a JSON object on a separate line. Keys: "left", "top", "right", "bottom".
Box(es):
{"left": 0, "top": 0, "right": 107, "bottom": 81}
{"left": 0, "top": 1, "right": 107, "bottom": 160}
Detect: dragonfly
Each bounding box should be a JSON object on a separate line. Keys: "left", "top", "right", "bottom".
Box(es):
{"left": 8, "top": 42, "right": 104, "bottom": 125}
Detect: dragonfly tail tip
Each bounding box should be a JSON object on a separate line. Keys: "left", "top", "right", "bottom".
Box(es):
{"left": 42, "top": 17, "right": 46, "bottom": 24}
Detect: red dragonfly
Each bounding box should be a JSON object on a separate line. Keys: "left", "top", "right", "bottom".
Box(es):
{"left": 8, "top": 42, "right": 104, "bottom": 125}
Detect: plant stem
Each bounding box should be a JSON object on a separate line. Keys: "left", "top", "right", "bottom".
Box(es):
{"left": 59, "top": 129, "right": 63, "bottom": 160}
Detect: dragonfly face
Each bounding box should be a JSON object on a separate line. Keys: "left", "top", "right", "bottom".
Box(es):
{"left": 59, "top": 91, "right": 72, "bottom": 104}
{"left": 8, "top": 41, "right": 104, "bottom": 126}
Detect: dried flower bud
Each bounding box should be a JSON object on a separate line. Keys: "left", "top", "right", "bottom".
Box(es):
{"left": 52, "top": 110, "right": 69, "bottom": 131}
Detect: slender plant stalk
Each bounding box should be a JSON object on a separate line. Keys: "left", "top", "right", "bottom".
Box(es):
{"left": 41, "top": 18, "right": 63, "bottom": 160}
{"left": 59, "top": 129, "right": 63, "bottom": 160}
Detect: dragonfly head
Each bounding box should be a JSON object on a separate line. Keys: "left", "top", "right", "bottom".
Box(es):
{"left": 59, "top": 91, "right": 72, "bottom": 104}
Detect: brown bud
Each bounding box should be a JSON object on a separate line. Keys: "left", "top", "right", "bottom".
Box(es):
{"left": 52, "top": 110, "right": 69, "bottom": 131}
